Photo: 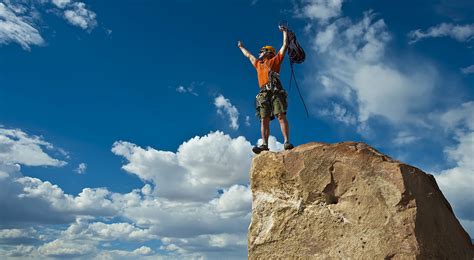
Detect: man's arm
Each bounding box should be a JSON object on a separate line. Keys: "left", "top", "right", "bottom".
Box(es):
{"left": 238, "top": 41, "right": 257, "bottom": 65}
{"left": 278, "top": 27, "right": 288, "bottom": 57}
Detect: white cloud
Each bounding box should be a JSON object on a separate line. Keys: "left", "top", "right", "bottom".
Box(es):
{"left": 75, "top": 162, "right": 87, "bottom": 174}
{"left": 0, "top": 228, "right": 38, "bottom": 245}
{"left": 176, "top": 86, "right": 187, "bottom": 93}
{"left": 317, "top": 74, "right": 353, "bottom": 101}
{"left": 461, "top": 65, "right": 474, "bottom": 75}
{"left": 214, "top": 95, "right": 240, "bottom": 130}
{"left": 435, "top": 102, "right": 474, "bottom": 222}
{"left": 296, "top": 0, "right": 344, "bottom": 24}
{"left": 61, "top": 219, "right": 157, "bottom": 242}
{"left": 63, "top": 2, "right": 97, "bottom": 30}
{"left": 52, "top": 0, "right": 72, "bottom": 9}
{"left": 0, "top": 3, "right": 44, "bottom": 50}
{"left": 0, "top": 128, "right": 66, "bottom": 167}
{"left": 298, "top": 8, "right": 437, "bottom": 128}
{"left": 393, "top": 131, "right": 419, "bottom": 145}
{"left": 0, "top": 0, "right": 98, "bottom": 50}
{"left": 0, "top": 127, "right": 119, "bottom": 227}
{"left": 437, "top": 101, "right": 474, "bottom": 131}
{"left": 0, "top": 127, "right": 257, "bottom": 258}
{"left": 175, "top": 82, "right": 200, "bottom": 96}
{"left": 353, "top": 64, "right": 435, "bottom": 123}
{"left": 436, "top": 131, "right": 474, "bottom": 220}
{"left": 118, "top": 195, "right": 250, "bottom": 238}
{"left": 319, "top": 103, "right": 356, "bottom": 125}
{"left": 408, "top": 23, "right": 474, "bottom": 44}
{"left": 109, "top": 132, "right": 254, "bottom": 256}
{"left": 245, "top": 115, "right": 251, "bottom": 126}
{"left": 211, "top": 185, "right": 252, "bottom": 218}
{"left": 95, "top": 247, "right": 160, "bottom": 260}
{"left": 38, "top": 238, "right": 95, "bottom": 258}
{"left": 112, "top": 131, "right": 252, "bottom": 201}
{"left": 2, "top": 245, "right": 36, "bottom": 258}
{"left": 160, "top": 233, "right": 247, "bottom": 259}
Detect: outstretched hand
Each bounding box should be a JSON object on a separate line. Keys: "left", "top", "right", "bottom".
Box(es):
{"left": 238, "top": 41, "right": 244, "bottom": 48}
{"left": 279, "top": 25, "right": 288, "bottom": 32}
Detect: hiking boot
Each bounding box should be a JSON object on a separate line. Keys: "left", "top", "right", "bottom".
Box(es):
{"left": 252, "top": 144, "right": 269, "bottom": 154}
{"left": 284, "top": 142, "right": 294, "bottom": 150}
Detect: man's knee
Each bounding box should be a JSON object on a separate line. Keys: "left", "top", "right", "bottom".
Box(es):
{"left": 261, "top": 116, "right": 271, "bottom": 125}
{"left": 277, "top": 112, "right": 287, "bottom": 121}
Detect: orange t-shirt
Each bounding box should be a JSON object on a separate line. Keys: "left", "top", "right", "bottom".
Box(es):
{"left": 253, "top": 53, "right": 284, "bottom": 88}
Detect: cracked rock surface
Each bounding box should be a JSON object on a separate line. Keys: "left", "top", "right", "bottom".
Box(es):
{"left": 248, "top": 142, "right": 473, "bottom": 259}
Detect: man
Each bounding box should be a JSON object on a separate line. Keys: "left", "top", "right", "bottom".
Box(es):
{"left": 238, "top": 25, "right": 294, "bottom": 154}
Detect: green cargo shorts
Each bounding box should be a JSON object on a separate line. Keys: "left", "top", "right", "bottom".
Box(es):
{"left": 255, "top": 89, "right": 288, "bottom": 121}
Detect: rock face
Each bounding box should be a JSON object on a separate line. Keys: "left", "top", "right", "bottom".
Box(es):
{"left": 248, "top": 142, "right": 473, "bottom": 259}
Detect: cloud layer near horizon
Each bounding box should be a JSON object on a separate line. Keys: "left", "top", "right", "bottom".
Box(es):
{"left": 0, "top": 128, "right": 254, "bottom": 259}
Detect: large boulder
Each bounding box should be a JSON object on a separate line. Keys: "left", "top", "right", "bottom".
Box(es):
{"left": 248, "top": 142, "right": 473, "bottom": 259}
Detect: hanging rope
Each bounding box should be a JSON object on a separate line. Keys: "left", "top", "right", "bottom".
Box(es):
{"left": 282, "top": 21, "right": 309, "bottom": 118}
{"left": 288, "top": 62, "right": 309, "bottom": 118}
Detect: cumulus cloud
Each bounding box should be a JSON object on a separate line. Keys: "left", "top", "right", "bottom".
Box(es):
{"left": 245, "top": 115, "right": 251, "bottom": 126}
{"left": 0, "top": 126, "right": 120, "bottom": 227}
{"left": 297, "top": 5, "right": 438, "bottom": 129}
{"left": 408, "top": 23, "right": 474, "bottom": 44}
{"left": 160, "top": 233, "right": 247, "bottom": 259}
{"left": 0, "top": 174, "right": 118, "bottom": 227}
{"left": 211, "top": 185, "right": 252, "bottom": 218}
{"left": 0, "top": 0, "right": 98, "bottom": 50}
{"left": 296, "top": 0, "right": 344, "bottom": 24}
{"left": 40, "top": 239, "right": 94, "bottom": 258}
{"left": 214, "top": 95, "right": 240, "bottom": 130}
{"left": 112, "top": 131, "right": 252, "bottom": 201}
{"left": 59, "top": 218, "right": 158, "bottom": 242}
{"left": 393, "top": 131, "right": 419, "bottom": 146}
{"left": 75, "top": 162, "right": 87, "bottom": 174}
{"left": 108, "top": 132, "right": 253, "bottom": 257}
{"left": 96, "top": 246, "right": 156, "bottom": 259}
{"left": 0, "top": 128, "right": 66, "bottom": 167}
{"left": 51, "top": 0, "right": 72, "bottom": 9}
{"left": 434, "top": 102, "right": 474, "bottom": 224}
{"left": 175, "top": 82, "right": 201, "bottom": 96}
{"left": 1, "top": 127, "right": 255, "bottom": 258}
{"left": 0, "top": 228, "right": 38, "bottom": 245}
{"left": 0, "top": 2, "right": 44, "bottom": 50}
{"left": 461, "top": 65, "right": 474, "bottom": 75}
{"left": 63, "top": 2, "right": 97, "bottom": 30}
{"left": 319, "top": 103, "right": 356, "bottom": 125}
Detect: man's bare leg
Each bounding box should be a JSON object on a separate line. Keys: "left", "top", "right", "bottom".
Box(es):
{"left": 277, "top": 113, "right": 289, "bottom": 143}
{"left": 278, "top": 113, "right": 293, "bottom": 150}
{"left": 253, "top": 116, "right": 271, "bottom": 154}
{"left": 261, "top": 116, "right": 271, "bottom": 145}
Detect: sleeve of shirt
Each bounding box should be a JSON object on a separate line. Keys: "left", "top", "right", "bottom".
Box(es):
{"left": 252, "top": 59, "right": 258, "bottom": 68}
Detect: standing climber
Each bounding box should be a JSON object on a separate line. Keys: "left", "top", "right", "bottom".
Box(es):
{"left": 238, "top": 25, "right": 294, "bottom": 154}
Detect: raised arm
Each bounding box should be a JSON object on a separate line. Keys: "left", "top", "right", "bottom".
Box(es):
{"left": 238, "top": 41, "right": 257, "bottom": 65}
{"left": 278, "top": 27, "right": 288, "bottom": 57}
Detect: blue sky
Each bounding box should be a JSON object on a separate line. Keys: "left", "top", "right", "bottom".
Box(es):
{"left": 0, "top": 0, "right": 473, "bottom": 258}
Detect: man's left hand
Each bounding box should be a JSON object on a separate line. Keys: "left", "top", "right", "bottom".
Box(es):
{"left": 279, "top": 25, "right": 288, "bottom": 32}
